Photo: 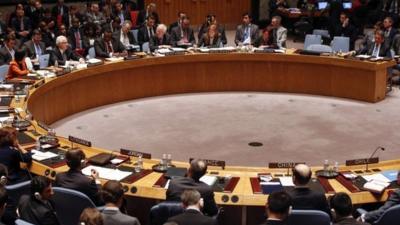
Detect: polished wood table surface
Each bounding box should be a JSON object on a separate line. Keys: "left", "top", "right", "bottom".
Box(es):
{"left": 11, "top": 52, "right": 399, "bottom": 225}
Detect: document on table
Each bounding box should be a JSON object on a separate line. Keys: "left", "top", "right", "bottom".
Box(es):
{"left": 362, "top": 173, "right": 391, "bottom": 183}
{"left": 31, "top": 150, "right": 59, "bottom": 161}
{"left": 82, "top": 165, "right": 132, "bottom": 181}
{"left": 200, "top": 175, "right": 218, "bottom": 186}
{"left": 279, "top": 177, "right": 295, "bottom": 186}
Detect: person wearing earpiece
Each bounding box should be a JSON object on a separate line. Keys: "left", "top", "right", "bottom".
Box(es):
{"left": 167, "top": 189, "right": 217, "bottom": 225}
{"left": 54, "top": 148, "right": 103, "bottom": 206}
{"left": 100, "top": 180, "right": 140, "bottom": 225}
{"left": 17, "top": 176, "right": 60, "bottom": 225}
{"left": 330, "top": 192, "right": 370, "bottom": 225}
{"left": 260, "top": 191, "right": 292, "bottom": 225}
{"left": 0, "top": 127, "right": 32, "bottom": 185}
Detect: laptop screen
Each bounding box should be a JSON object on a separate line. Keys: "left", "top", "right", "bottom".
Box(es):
{"left": 318, "top": 2, "right": 328, "bottom": 10}
{"left": 343, "top": 2, "right": 352, "bottom": 9}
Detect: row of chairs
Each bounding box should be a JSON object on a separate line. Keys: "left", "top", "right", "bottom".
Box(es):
{"left": 304, "top": 33, "right": 350, "bottom": 53}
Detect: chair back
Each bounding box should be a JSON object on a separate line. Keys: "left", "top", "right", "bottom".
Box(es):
{"left": 131, "top": 29, "right": 139, "bottom": 42}
{"left": 331, "top": 36, "right": 350, "bottom": 52}
{"left": 307, "top": 44, "right": 333, "bottom": 53}
{"left": 52, "top": 187, "right": 96, "bottom": 225}
{"left": 374, "top": 204, "right": 400, "bottom": 225}
{"left": 0, "top": 64, "right": 10, "bottom": 82}
{"left": 5, "top": 180, "right": 31, "bottom": 223}
{"left": 287, "top": 210, "right": 331, "bottom": 225}
{"left": 15, "top": 219, "right": 35, "bottom": 225}
{"left": 304, "top": 34, "right": 322, "bottom": 50}
{"left": 142, "top": 42, "right": 150, "bottom": 53}
{"left": 25, "top": 57, "right": 34, "bottom": 71}
{"left": 149, "top": 201, "right": 184, "bottom": 225}
{"left": 313, "top": 29, "right": 330, "bottom": 38}
{"left": 38, "top": 54, "right": 50, "bottom": 69}
{"left": 88, "top": 47, "right": 96, "bottom": 59}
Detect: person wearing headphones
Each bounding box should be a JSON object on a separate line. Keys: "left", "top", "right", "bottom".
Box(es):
{"left": 260, "top": 191, "right": 292, "bottom": 225}
{"left": 17, "top": 176, "right": 60, "bottom": 225}
{"left": 100, "top": 180, "right": 140, "bottom": 225}
{"left": 0, "top": 128, "right": 32, "bottom": 185}
{"left": 167, "top": 189, "right": 217, "bottom": 225}
{"left": 54, "top": 148, "right": 102, "bottom": 206}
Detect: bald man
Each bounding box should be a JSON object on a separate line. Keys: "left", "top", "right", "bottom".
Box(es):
{"left": 166, "top": 159, "right": 218, "bottom": 217}
{"left": 286, "top": 164, "right": 330, "bottom": 216}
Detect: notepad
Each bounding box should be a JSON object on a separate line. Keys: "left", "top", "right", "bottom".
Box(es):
{"left": 200, "top": 175, "right": 218, "bottom": 186}
{"left": 82, "top": 165, "right": 132, "bottom": 181}
{"left": 279, "top": 177, "right": 295, "bottom": 186}
{"left": 32, "top": 150, "right": 59, "bottom": 161}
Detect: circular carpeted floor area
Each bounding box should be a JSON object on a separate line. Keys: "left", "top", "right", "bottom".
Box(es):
{"left": 51, "top": 90, "right": 400, "bottom": 167}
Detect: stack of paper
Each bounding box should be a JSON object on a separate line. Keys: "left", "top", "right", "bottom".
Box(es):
{"left": 279, "top": 177, "right": 295, "bottom": 186}
{"left": 200, "top": 175, "right": 218, "bottom": 186}
{"left": 87, "top": 58, "right": 102, "bottom": 64}
{"left": 362, "top": 173, "right": 391, "bottom": 193}
{"left": 31, "top": 150, "right": 59, "bottom": 161}
{"left": 82, "top": 165, "right": 132, "bottom": 181}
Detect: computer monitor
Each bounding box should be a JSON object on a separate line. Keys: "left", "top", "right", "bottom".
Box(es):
{"left": 343, "top": 2, "right": 352, "bottom": 9}
{"left": 318, "top": 2, "right": 328, "bottom": 10}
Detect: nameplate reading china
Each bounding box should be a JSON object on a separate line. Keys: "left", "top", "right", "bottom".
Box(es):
{"left": 68, "top": 135, "right": 92, "bottom": 147}
{"left": 37, "top": 121, "right": 50, "bottom": 131}
{"left": 268, "top": 162, "right": 305, "bottom": 169}
{"left": 120, "top": 148, "right": 151, "bottom": 159}
{"left": 189, "top": 158, "right": 225, "bottom": 169}
{"left": 345, "top": 157, "right": 379, "bottom": 166}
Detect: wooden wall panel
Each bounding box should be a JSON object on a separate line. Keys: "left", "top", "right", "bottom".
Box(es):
{"left": 144, "top": 0, "right": 251, "bottom": 27}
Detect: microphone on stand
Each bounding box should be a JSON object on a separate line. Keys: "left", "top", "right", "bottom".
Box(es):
{"left": 366, "top": 146, "right": 385, "bottom": 172}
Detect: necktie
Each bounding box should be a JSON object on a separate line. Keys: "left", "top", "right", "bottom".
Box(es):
{"left": 75, "top": 31, "right": 81, "bottom": 49}
{"left": 20, "top": 19, "right": 24, "bottom": 31}
{"left": 243, "top": 26, "right": 250, "bottom": 41}
{"left": 106, "top": 41, "right": 113, "bottom": 54}
{"left": 35, "top": 44, "right": 42, "bottom": 56}
{"left": 372, "top": 44, "right": 380, "bottom": 57}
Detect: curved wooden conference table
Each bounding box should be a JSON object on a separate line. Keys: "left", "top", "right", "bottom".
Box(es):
{"left": 15, "top": 52, "right": 399, "bottom": 224}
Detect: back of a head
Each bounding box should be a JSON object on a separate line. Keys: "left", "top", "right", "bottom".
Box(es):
{"left": 79, "top": 207, "right": 104, "bottom": 225}
{"left": 31, "top": 176, "right": 51, "bottom": 197}
{"left": 330, "top": 192, "right": 353, "bottom": 218}
{"left": 66, "top": 148, "right": 85, "bottom": 170}
{"left": 101, "top": 180, "right": 124, "bottom": 204}
{"left": 14, "top": 48, "right": 27, "bottom": 62}
{"left": 267, "top": 191, "right": 292, "bottom": 217}
{"left": 181, "top": 189, "right": 201, "bottom": 207}
{"left": 0, "top": 127, "right": 16, "bottom": 148}
{"left": 292, "top": 164, "right": 311, "bottom": 185}
{"left": 189, "top": 159, "right": 207, "bottom": 181}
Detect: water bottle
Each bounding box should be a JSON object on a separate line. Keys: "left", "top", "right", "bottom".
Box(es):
{"left": 161, "top": 154, "right": 167, "bottom": 168}
{"left": 166, "top": 154, "right": 172, "bottom": 167}
{"left": 333, "top": 161, "right": 339, "bottom": 173}
{"left": 323, "top": 160, "right": 329, "bottom": 172}
{"left": 135, "top": 155, "right": 143, "bottom": 173}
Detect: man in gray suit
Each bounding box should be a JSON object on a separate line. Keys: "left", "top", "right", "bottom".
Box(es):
{"left": 270, "top": 16, "right": 287, "bottom": 48}
{"left": 23, "top": 29, "right": 46, "bottom": 60}
{"left": 234, "top": 13, "right": 259, "bottom": 46}
{"left": 0, "top": 35, "right": 17, "bottom": 66}
{"left": 101, "top": 180, "right": 141, "bottom": 225}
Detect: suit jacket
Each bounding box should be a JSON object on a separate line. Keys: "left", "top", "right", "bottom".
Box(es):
{"left": 198, "top": 35, "right": 221, "bottom": 48}
{"left": 334, "top": 23, "right": 358, "bottom": 50}
{"left": 113, "top": 29, "right": 137, "bottom": 46}
{"left": 167, "top": 209, "right": 217, "bottom": 225}
{"left": 170, "top": 26, "right": 196, "bottom": 47}
{"left": 54, "top": 169, "right": 102, "bottom": 206}
{"left": 0, "top": 145, "right": 31, "bottom": 184}
{"left": 101, "top": 207, "right": 141, "bottom": 225}
{"left": 86, "top": 12, "right": 107, "bottom": 25}
{"left": 0, "top": 46, "right": 14, "bottom": 65}
{"left": 358, "top": 41, "right": 392, "bottom": 57}
{"left": 168, "top": 21, "right": 180, "bottom": 33}
{"left": 51, "top": 4, "right": 69, "bottom": 26}
{"left": 94, "top": 38, "right": 126, "bottom": 58}
{"left": 166, "top": 177, "right": 218, "bottom": 216}
{"left": 384, "top": 27, "right": 398, "bottom": 46}
{"left": 50, "top": 47, "right": 81, "bottom": 66}
{"left": 198, "top": 24, "right": 227, "bottom": 46}
{"left": 136, "top": 10, "right": 159, "bottom": 27}
{"left": 138, "top": 25, "right": 156, "bottom": 45}
{"left": 149, "top": 34, "right": 172, "bottom": 52}
{"left": 234, "top": 24, "right": 259, "bottom": 45}
{"left": 259, "top": 219, "right": 287, "bottom": 225}
{"left": 112, "top": 11, "right": 131, "bottom": 24}
{"left": 286, "top": 186, "right": 331, "bottom": 217}
{"left": 68, "top": 28, "right": 86, "bottom": 50}
{"left": 10, "top": 17, "right": 32, "bottom": 40}
{"left": 18, "top": 195, "right": 60, "bottom": 225}
{"left": 23, "top": 40, "right": 46, "bottom": 59}
{"left": 334, "top": 217, "right": 370, "bottom": 225}
{"left": 364, "top": 189, "right": 400, "bottom": 223}
{"left": 273, "top": 26, "right": 287, "bottom": 48}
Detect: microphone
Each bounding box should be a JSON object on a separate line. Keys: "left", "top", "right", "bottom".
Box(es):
{"left": 366, "top": 146, "right": 385, "bottom": 172}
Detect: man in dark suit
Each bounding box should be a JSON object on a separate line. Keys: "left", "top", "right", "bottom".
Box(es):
{"left": 136, "top": 3, "right": 159, "bottom": 27}
{"left": 23, "top": 29, "right": 46, "bottom": 60}
{"left": 170, "top": 17, "right": 196, "bottom": 47}
{"left": 330, "top": 192, "right": 370, "bottom": 225}
{"left": 383, "top": 16, "right": 398, "bottom": 46}
{"left": 167, "top": 190, "right": 217, "bottom": 225}
{"left": 51, "top": 0, "right": 69, "bottom": 28}
{"left": 234, "top": 13, "right": 259, "bottom": 46}
{"left": 113, "top": 2, "right": 131, "bottom": 26}
{"left": 138, "top": 15, "right": 156, "bottom": 46}
{"left": 334, "top": 12, "right": 358, "bottom": 50}
{"left": 168, "top": 12, "right": 186, "bottom": 33}
{"left": 357, "top": 30, "right": 392, "bottom": 57}
{"left": 150, "top": 24, "right": 172, "bottom": 52}
{"left": 113, "top": 21, "right": 137, "bottom": 48}
{"left": 18, "top": 176, "right": 60, "bottom": 225}
{"left": 0, "top": 35, "right": 17, "bottom": 66}
{"left": 10, "top": 8, "right": 31, "bottom": 43}
{"left": 260, "top": 191, "right": 292, "bottom": 225}
{"left": 286, "top": 164, "right": 330, "bottom": 216}
{"left": 54, "top": 149, "right": 102, "bottom": 206}
{"left": 51, "top": 35, "right": 84, "bottom": 66}
{"left": 68, "top": 18, "right": 85, "bottom": 51}
{"left": 94, "top": 29, "right": 127, "bottom": 58}
{"left": 166, "top": 159, "right": 218, "bottom": 216}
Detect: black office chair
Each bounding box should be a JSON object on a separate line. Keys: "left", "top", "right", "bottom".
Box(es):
{"left": 287, "top": 209, "right": 331, "bottom": 225}
{"left": 4, "top": 181, "right": 31, "bottom": 224}
{"left": 149, "top": 201, "right": 184, "bottom": 225}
